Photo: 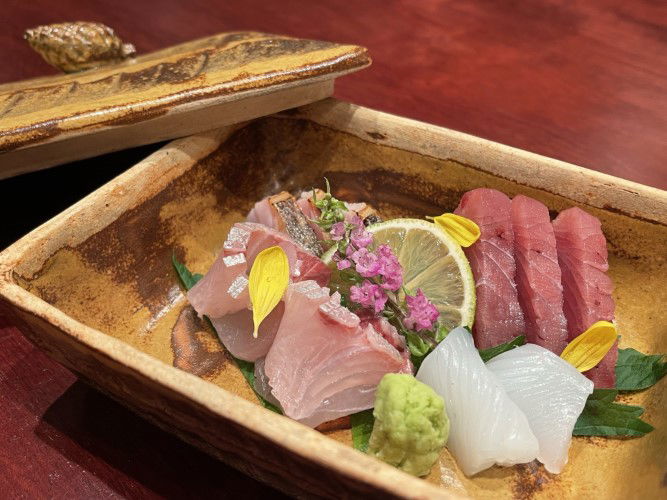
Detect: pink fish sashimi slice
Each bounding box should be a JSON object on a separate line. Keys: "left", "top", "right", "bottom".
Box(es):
{"left": 187, "top": 252, "right": 248, "bottom": 318}
{"left": 231, "top": 222, "right": 330, "bottom": 287}
{"left": 455, "top": 188, "right": 525, "bottom": 349}
{"left": 188, "top": 222, "right": 329, "bottom": 318}
{"left": 511, "top": 195, "right": 568, "bottom": 354}
{"left": 187, "top": 223, "right": 330, "bottom": 361}
{"left": 264, "top": 281, "right": 411, "bottom": 427}
{"left": 365, "top": 317, "right": 412, "bottom": 369}
{"left": 209, "top": 303, "right": 284, "bottom": 362}
{"left": 246, "top": 197, "right": 280, "bottom": 228}
{"left": 552, "top": 207, "right": 616, "bottom": 388}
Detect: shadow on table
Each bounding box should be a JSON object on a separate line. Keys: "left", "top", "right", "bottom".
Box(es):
{"left": 35, "top": 380, "right": 289, "bottom": 499}
{"left": 0, "top": 142, "right": 165, "bottom": 250}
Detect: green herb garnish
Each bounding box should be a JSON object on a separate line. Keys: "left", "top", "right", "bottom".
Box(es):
{"left": 572, "top": 389, "right": 654, "bottom": 437}
{"left": 172, "top": 254, "right": 281, "bottom": 413}
{"left": 478, "top": 335, "right": 526, "bottom": 362}
{"left": 172, "top": 253, "right": 203, "bottom": 289}
{"left": 615, "top": 347, "right": 667, "bottom": 391}
{"left": 407, "top": 324, "right": 448, "bottom": 371}
{"left": 312, "top": 178, "right": 348, "bottom": 231}
{"left": 350, "top": 409, "right": 375, "bottom": 452}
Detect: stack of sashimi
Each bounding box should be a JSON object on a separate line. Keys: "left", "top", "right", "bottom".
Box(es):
{"left": 187, "top": 193, "right": 409, "bottom": 428}
{"left": 455, "top": 188, "right": 616, "bottom": 388}
{"left": 183, "top": 183, "right": 625, "bottom": 480}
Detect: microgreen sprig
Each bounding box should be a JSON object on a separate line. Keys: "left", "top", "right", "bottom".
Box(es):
{"left": 312, "top": 178, "right": 348, "bottom": 231}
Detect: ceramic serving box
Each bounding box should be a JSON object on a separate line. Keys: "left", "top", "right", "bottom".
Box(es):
{"left": 0, "top": 99, "right": 665, "bottom": 499}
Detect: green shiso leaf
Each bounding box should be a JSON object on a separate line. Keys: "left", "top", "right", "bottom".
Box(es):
{"left": 572, "top": 389, "right": 654, "bottom": 437}
{"left": 615, "top": 347, "right": 667, "bottom": 391}
{"left": 172, "top": 254, "right": 281, "bottom": 413}
{"left": 478, "top": 335, "right": 526, "bottom": 362}
{"left": 172, "top": 253, "right": 203, "bottom": 290}
{"left": 350, "top": 409, "right": 375, "bottom": 452}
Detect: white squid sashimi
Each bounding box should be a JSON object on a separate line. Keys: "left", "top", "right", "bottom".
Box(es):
{"left": 416, "top": 327, "right": 538, "bottom": 476}
{"left": 486, "top": 344, "right": 594, "bottom": 473}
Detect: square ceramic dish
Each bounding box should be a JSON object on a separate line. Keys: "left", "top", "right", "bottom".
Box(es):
{"left": 0, "top": 99, "right": 665, "bottom": 499}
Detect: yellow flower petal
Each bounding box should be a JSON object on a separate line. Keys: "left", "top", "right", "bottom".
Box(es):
{"left": 433, "top": 213, "right": 481, "bottom": 247}
{"left": 248, "top": 246, "right": 289, "bottom": 338}
{"left": 560, "top": 321, "right": 617, "bottom": 372}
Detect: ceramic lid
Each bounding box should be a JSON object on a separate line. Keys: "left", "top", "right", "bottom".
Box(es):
{"left": 0, "top": 31, "right": 370, "bottom": 179}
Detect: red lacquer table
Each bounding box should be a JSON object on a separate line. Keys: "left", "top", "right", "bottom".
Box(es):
{"left": 1, "top": 1, "right": 665, "bottom": 497}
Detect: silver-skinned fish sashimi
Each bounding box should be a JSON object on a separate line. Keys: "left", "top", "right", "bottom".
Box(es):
{"left": 247, "top": 191, "right": 322, "bottom": 255}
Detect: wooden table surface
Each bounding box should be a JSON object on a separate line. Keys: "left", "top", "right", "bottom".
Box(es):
{"left": 1, "top": 1, "right": 665, "bottom": 498}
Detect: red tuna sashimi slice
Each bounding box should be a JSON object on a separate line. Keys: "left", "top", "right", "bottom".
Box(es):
{"left": 454, "top": 188, "right": 525, "bottom": 349}
{"left": 511, "top": 195, "right": 568, "bottom": 354}
{"left": 584, "top": 344, "right": 618, "bottom": 389}
{"left": 264, "top": 281, "right": 412, "bottom": 427}
{"left": 552, "top": 207, "right": 616, "bottom": 388}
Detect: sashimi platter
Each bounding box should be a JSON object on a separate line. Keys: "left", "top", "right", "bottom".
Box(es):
{"left": 173, "top": 180, "right": 665, "bottom": 485}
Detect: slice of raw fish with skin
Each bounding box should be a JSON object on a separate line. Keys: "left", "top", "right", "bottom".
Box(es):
{"left": 297, "top": 192, "right": 321, "bottom": 220}
{"left": 246, "top": 197, "right": 279, "bottom": 228}
{"left": 486, "top": 344, "right": 594, "bottom": 474}
{"left": 234, "top": 222, "right": 330, "bottom": 287}
{"left": 511, "top": 195, "right": 568, "bottom": 354}
{"left": 454, "top": 188, "right": 526, "bottom": 349}
{"left": 416, "top": 327, "right": 538, "bottom": 476}
{"left": 552, "top": 207, "right": 616, "bottom": 387}
{"left": 246, "top": 193, "right": 322, "bottom": 255}
{"left": 188, "top": 222, "right": 329, "bottom": 319}
{"left": 209, "top": 302, "right": 284, "bottom": 362}
{"left": 187, "top": 223, "right": 329, "bottom": 361}
{"left": 264, "top": 280, "right": 411, "bottom": 427}
{"left": 187, "top": 253, "right": 248, "bottom": 318}
{"left": 296, "top": 195, "right": 325, "bottom": 241}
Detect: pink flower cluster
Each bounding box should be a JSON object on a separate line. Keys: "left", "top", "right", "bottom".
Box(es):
{"left": 350, "top": 281, "right": 387, "bottom": 313}
{"left": 331, "top": 213, "right": 440, "bottom": 332}
{"left": 404, "top": 289, "right": 440, "bottom": 331}
{"left": 333, "top": 215, "right": 404, "bottom": 314}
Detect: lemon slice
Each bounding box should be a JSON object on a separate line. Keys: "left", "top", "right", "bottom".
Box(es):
{"left": 321, "top": 219, "right": 476, "bottom": 331}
